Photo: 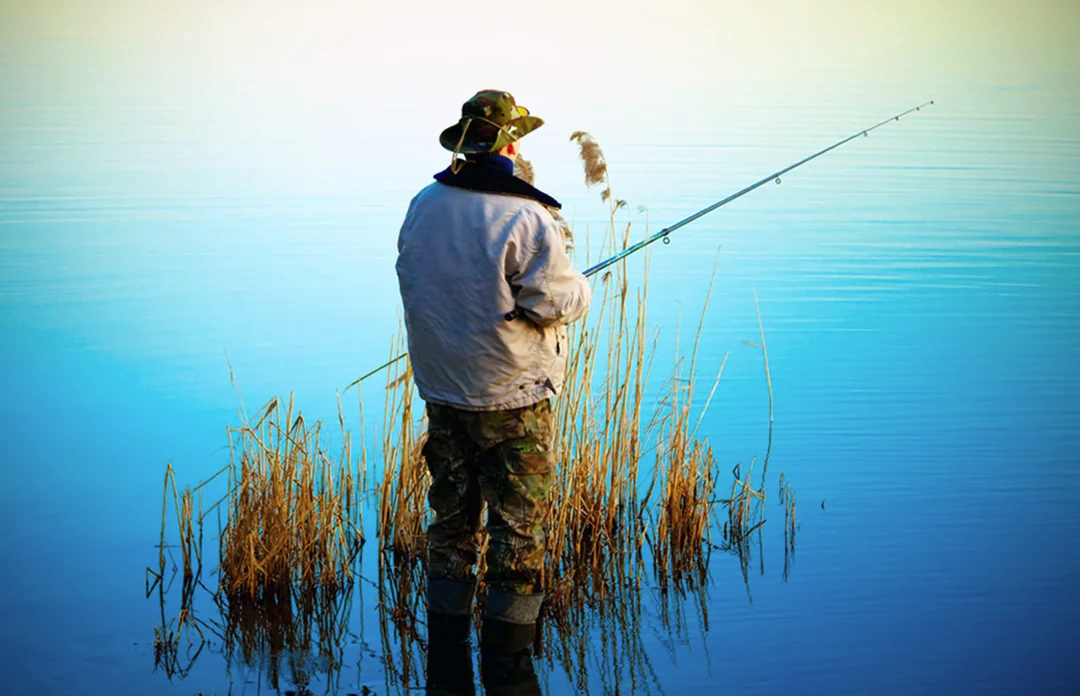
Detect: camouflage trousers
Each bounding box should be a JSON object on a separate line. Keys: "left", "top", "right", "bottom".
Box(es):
{"left": 423, "top": 399, "right": 554, "bottom": 595}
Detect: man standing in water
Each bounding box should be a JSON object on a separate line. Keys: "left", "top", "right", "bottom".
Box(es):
{"left": 396, "top": 90, "right": 591, "bottom": 693}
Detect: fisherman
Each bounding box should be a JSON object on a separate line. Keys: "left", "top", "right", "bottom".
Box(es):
{"left": 395, "top": 90, "right": 591, "bottom": 693}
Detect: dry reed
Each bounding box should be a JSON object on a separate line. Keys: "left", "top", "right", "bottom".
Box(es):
{"left": 514, "top": 155, "right": 535, "bottom": 186}
{"left": 374, "top": 331, "right": 430, "bottom": 561}
{"left": 219, "top": 393, "right": 362, "bottom": 597}
{"left": 515, "top": 155, "right": 574, "bottom": 249}
{"left": 649, "top": 254, "right": 727, "bottom": 590}
{"left": 570, "top": 130, "right": 611, "bottom": 200}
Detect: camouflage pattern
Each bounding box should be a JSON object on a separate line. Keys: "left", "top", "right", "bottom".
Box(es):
{"left": 439, "top": 90, "right": 544, "bottom": 154}
{"left": 423, "top": 398, "right": 554, "bottom": 594}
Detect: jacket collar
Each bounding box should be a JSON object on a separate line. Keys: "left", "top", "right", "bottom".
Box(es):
{"left": 434, "top": 154, "right": 562, "bottom": 209}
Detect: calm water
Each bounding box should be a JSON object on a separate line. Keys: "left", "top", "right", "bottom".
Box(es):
{"left": 2, "top": 50, "right": 1079, "bottom": 694}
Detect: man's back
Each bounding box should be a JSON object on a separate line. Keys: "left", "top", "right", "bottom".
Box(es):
{"left": 396, "top": 179, "right": 590, "bottom": 411}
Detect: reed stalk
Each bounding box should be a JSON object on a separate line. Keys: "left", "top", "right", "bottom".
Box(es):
{"left": 375, "top": 331, "right": 430, "bottom": 561}
{"left": 150, "top": 464, "right": 208, "bottom": 680}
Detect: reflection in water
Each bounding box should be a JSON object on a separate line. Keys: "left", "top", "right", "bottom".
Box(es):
{"left": 150, "top": 492, "right": 360, "bottom": 694}
{"left": 717, "top": 424, "right": 801, "bottom": 601}
{"left": 480, "top": 620, "right": 541, "bottom": 696}
{"left": 540, "top": 576, "right": 661, "bottom": 695}
{"left": 149, "top": 384, "right": 797, "bottom": 693}
{"left": 376, "top": 551, "right": 427, "bottom": 692}
{"left": 152, "top": 428, "right": 796, "bottom": 695}
{"left": 721, "top": 457, "right": 767, "bottom": 599}
{"left": 427, "top": 611, "right": 476, "bottom": 695}
{"left": 148, "top": 560, "right": 206, "bottom": 680}
{"left": 214, "top": 582, "right": 355, "bottom": 694}
{"left": 372, "top": 554, "right": 723, "bottom": 695}
{"left": 148, "top": 464, "right": 208, "bottom": 680}
{"left": 371, "top": 549, "right": 656, "bottom": 696}
{"left": 779, "top": 471, "right": 798, "bottom": 584}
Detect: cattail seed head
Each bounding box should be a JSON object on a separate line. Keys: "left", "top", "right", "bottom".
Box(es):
{"left": 569, "top": 131, "right": 609, "bottom": 189}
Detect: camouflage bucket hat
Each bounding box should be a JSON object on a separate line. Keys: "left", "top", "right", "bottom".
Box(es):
{"left": 439, "top": 90, "right": 544, "bottom": 156}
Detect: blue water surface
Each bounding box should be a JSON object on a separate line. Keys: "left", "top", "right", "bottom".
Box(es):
{"left": 1, "top": 68, "right": 1078, "bottom": 696}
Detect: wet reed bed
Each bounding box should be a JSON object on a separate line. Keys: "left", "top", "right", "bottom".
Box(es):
{"left": 219, "top": 393, "right": 362, "bottom": 596}
{"left": 150, "top": 393, "right": 364, "bottom": 691}
{"left": 215, "top": 393, "right": 362, "bottom": 689}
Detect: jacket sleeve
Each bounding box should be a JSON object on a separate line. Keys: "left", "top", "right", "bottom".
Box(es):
{"left": 509, "top": 206, "right": 592, "bottom": 328}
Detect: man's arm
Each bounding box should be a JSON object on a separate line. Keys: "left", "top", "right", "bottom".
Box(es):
{"left": 509, "top": 207, "right": 591, "bottom": 328}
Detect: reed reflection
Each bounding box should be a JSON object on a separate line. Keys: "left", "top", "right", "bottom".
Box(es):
{"left": 148, "top": 464, "right": 209, "bottom": 681}
{"left": 372, "top": 545, "right": 706, "bottom": 695}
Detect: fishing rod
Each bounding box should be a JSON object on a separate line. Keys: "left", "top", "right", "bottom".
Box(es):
{"left": 348, "top": 100, "right": 934, "bottom": 389}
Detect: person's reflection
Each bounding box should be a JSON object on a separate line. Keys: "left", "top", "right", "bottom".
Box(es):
{"left": 425, "top": 616, "right": 543, "bottom": 695}
{"left": 479, "top": 620, "right": 541, "bottom": 696}
{"left": 425, "top": 613, "right": 475, "bottom": 696}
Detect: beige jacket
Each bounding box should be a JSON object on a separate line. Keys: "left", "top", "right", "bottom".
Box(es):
{"left": 396, "top": 182, "right": 591, "bottom": 411}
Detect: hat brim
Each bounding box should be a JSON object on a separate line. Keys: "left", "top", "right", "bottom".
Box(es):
{"left": 439, "top": 114, "right": 544, "bottom": 154}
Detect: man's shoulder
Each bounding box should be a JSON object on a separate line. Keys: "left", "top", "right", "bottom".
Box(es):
{"left": 414, "top": 181, "right": 554, "bottom": 219}
{"left": 410, "top": 181, "right": 446, "bottom": 204}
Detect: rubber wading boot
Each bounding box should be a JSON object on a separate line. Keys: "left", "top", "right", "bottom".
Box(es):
{"left": 426, "top": 612, "right": 475, "bottom": 695}
{"left": 480, "top": 588, "right": 543, "bottom": 696}
{"left": 480, "top": 618, "right": 542, "bottom": 696}
{"left": 426, "top": 577, "right": 477, "bottom": 695}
